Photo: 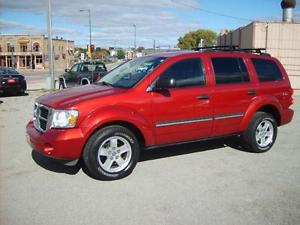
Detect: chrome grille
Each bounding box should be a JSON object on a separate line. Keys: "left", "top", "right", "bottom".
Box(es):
{"left": 34, "top": 103, "right": 51, "bottom": 132}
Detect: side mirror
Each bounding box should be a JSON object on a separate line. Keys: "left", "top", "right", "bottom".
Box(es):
{"left": 65, "top": 68, "right": 69, "bottom": 72}
{"left": 153, "top": 78, "right": 176, "bottom": 91}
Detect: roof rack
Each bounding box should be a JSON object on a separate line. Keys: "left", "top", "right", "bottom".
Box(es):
{"left": 193, "top": 45, "right": 271, "bottom": 56}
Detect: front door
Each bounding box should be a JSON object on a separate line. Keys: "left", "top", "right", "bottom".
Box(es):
{"left": 66, "top": 63, "right": 80, "bottom": 87}
{"left": 150, "top": 57, "right": 213, "bottom": 145}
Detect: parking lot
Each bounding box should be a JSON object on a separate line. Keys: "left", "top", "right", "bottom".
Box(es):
{"left": 0, "top": 91, "right": 299, "bottom": 225}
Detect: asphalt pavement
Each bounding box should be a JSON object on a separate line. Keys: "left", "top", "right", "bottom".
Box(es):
{"left": 0, "top": 92, "right": 299, "bottom": 225}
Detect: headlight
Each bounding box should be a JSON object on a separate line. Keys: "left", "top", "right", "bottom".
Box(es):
{"left": 51, "top": 110, "right": 78, "bottom": 128}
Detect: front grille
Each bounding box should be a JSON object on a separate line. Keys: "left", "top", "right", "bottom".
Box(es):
{"left": 34, "top": 103, "right": 51, "bottom": 132}
{"left": 40, "top": 107, "right": 49, "bottom": 119}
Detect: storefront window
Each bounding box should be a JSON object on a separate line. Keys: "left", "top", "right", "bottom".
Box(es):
{"left": 36, "top": 56, "right": 43, "bottom": 64}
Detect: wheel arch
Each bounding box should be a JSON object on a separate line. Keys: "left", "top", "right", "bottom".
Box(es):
{"left": 95, "top": 120, "right": 146, "bottom": 147}
{"left": 239, "top": 96, "right": 283, "bottom": 131}
{"left": 257, "top": 105, "right": 281, "bottom": 126}
{"left": 80, "top": 78, "right": 90, "bottom": 85}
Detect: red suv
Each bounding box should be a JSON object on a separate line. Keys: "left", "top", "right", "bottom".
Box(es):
{"left": 26, "top": 48, "right": 294, "bottom": 180}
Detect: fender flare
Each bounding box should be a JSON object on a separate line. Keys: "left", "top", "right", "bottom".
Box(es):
{"left": 79, "top": 106, "right": 155, "bottom": 147}
{"left": 80, "top": 78, "right": 90, "bottom": 85}
{"left": 239, "top": 95, "right": 283, "bottom": 131}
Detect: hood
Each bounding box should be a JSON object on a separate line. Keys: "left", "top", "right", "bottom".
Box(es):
{"left": 37, "top": 84, "right": 127, "bottom": 109}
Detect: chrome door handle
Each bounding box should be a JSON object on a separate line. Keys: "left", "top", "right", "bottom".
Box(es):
{"left": 247, "top": 90, "right": 256, "bottom": 95}
{"left": 197, "top": 95, "right": 210, "bottom": 100}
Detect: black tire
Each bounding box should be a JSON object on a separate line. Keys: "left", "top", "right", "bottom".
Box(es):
{"left": 83, "top": 125, "right": 140, "bottom": 180}
{"left": 243, "top": 112, "right": 277, "bottom": 153}
{"left": 59, "top": 82, "right": 65, "bottom": 90}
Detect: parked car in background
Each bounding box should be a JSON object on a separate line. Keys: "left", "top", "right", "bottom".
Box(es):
{"left": 58, "top": 61, "right": 107, "bottom": 89}
{"left": 0, "top": 67, "right": 27, "bottom": 96}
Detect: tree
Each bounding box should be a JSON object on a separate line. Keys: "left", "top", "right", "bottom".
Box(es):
{"left": 136, "top": 46, "right": 145, "bottom": 52}
{"left": 177, "top": 29, "right": 217, "bottom": 49}
{"left": 116, "top": 49, "right": 125, "bottom": 59}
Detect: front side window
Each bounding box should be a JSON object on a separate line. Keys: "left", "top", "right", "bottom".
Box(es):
{"left": 212, "top": 57, "right": 250, "bottom": 84}
{"left": 70, "top": 64, "right": 80, "bottom": 72}
{"left": 158, "top": 58, "right": 205, "bottom": 88}
{"left": 251, "top": 58, "right": 283, "bottom": 81}
{"left": 99, "top": 56, "right": 166, "bottom": 88}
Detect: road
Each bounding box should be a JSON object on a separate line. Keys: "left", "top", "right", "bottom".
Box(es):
{"left": 0, "top": 92, "right": 300, "bottom": 225}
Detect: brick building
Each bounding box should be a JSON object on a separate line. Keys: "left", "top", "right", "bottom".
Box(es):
{"left": 0, "top": 34, "right": 75, "bottom": 70}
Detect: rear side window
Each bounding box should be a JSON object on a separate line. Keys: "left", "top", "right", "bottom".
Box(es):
{"left": 251, "top": 58, "right": 283, "bottom": 81}
{"left": 212, "top": 57, "right": 250, "bottom": 84}
{"left": 159, "top": 58, "right": 205, "bottom": 88}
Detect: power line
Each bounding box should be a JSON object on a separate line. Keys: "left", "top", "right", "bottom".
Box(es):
{"left": 171, "top": 0, "right": 253, "bottom": 22}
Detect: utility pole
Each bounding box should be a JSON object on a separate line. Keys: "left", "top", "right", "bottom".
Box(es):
{"left": 80, "top": 9, "right": 92, "bottom": 59}
{"left": 133, "top": 24, "right": 136, "bottom": 50}
{"left": 47, "top": 0, "right": 55, "bottom": 89}
{"left": 153, "top": 39, "right": 156, "bottom": 52}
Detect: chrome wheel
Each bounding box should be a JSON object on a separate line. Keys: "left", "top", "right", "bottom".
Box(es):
{"left": 255, "top": 119, "right": 274, "bottom": 148}
{"left": 97, "top": 136, "right": 132, "bottom": 173}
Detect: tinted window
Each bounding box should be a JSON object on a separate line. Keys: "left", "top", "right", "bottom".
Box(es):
{"left": 159, "top": 58, "right": 205, "bottom": 88}
{"left": 70, "top": 64, "right": 80, "bottom": 72}
{"left": 251, "top": 58, "right": 283, "bottom": 81}
{"left": 212, "top": 57, "right": 250, "bottom": 84}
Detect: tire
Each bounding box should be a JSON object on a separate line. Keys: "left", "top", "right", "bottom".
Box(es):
{"left": 83, "top": 125, "right": 140, "bottom": 180}
{"left": 243, "top": 112, "right": 277, "bottom": 153}
{"left": 59, "top": 82, "right": 65, "bottom": 90}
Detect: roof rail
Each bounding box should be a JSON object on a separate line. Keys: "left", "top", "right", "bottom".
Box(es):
{"left": 193, "top": 45, "right": 239, "bottom": 51}
{"left": 193, "top": 45, "right": 271, "bottom": 56}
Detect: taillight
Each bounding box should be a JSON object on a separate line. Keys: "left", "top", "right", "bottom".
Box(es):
{"left": 288, "top": 88, "right": 294, "bottom": 106}
{"left": 96, "top": 76, "right": 101, "bottom": 81}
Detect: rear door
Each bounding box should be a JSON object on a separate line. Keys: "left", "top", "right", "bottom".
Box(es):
{"left": 210, "top": 56, "right": 257, "bottom": 136}
{"left": 151, "top": 57, "right": 213, "bottom": 145}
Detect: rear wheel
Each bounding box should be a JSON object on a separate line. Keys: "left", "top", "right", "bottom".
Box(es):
{"left": 83, "top": 125, "right": 140, "bottom": 180}
{"left": 243, "top": 112, "right": 277, "bottom": 153}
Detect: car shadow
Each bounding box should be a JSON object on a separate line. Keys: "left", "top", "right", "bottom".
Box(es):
{"left": 30, "top": 137, "right": 249, "bottom": 178}
{"left": 31, "top": 150, "right": 81, "bottom": 175}
{"left": 0, "top": 92, "right": 29, "bottom": 98}
{"left": 140, "top": 139, "right": 228, "bottom": 162}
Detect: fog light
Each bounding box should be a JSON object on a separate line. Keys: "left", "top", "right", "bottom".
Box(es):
{"left": 44, "top": 144, "right": 54, "bottom": 154}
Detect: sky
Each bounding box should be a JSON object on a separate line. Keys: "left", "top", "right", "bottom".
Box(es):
{"left": 0, "top": 0, "right": 299, "bottom": 48}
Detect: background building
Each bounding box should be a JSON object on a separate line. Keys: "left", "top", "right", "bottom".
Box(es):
{"left": 0, "top": 34, "right": 75, "bottom": 70}
{"left": 217, "top": 0, "right": 300, "bottom": 89}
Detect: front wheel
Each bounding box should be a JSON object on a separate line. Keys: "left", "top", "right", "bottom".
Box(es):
{"left": 243, "top": 112, "right": 277, "bottom": 153}
{"left": 83, "top": 125, "right": 140, "bottom": 180}
{"left": 59, "top": 82, "right": 65, "bottom": 90}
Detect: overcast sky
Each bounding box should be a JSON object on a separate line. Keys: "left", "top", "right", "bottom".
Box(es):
{"left": 0, "top": 0, "right": 299, "bottom": 48}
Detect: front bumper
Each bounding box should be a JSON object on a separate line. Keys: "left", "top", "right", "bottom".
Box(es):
{"left": 26, "top": 120, "right": 85, "bottom": 160}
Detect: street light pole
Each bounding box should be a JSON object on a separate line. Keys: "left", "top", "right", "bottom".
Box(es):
{"left": 47, "top": 0, "right": 55, "bottom": 89}
{"left": 133, "top": 24, "right": 136, "bottom": 50}
{"left": 80, "top": 9, "right": 92, "bottom": 59}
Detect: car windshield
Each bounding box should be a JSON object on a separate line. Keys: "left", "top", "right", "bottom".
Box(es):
{"left": 97, "top": 56, "right": 166, "bottom": 88}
